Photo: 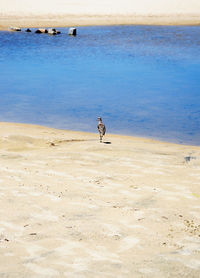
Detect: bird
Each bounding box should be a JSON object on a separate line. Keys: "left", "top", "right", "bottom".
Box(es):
{"left": 97, "top": 117, "right": 106, "bottom": 143}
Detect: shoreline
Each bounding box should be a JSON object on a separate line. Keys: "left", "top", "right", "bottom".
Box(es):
{"left": 0, "top": 14, "right": 200, "bottom": 30}
{"left": 1, "top": 121, "right": 200, "bottom": 148}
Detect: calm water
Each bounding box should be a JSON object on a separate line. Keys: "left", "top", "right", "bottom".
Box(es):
{"left": 0, "top": 25, "right": 200, "bottom": 145}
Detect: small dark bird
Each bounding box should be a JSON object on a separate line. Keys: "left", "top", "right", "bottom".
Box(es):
{"left": 97, "top": 117, "right": 106, "bottom": 143}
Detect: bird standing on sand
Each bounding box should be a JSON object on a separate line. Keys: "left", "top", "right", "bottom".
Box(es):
{"left": 97, "top": 117, "right": 106, "bottom": 143}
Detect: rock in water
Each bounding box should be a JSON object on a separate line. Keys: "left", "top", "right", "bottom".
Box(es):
{"left": 35, "top": 28, "right": 47, "bottom": 34}
{"left": 48, "top": 28, "right": 61, "bottom": 35}
{"left": 68, "top": 28, "right": 77, "bottom": 36}
{"left": 48, "top": 28, "right": 56, "bottom": 35}
{"left": 10, "top": 27, "right": 21, "bottom": 32}
{"left": 35, "top": 29, "right": 42, "bottom": 34}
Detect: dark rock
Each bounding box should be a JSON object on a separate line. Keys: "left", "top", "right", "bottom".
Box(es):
{"left": 35, "top": 28, "right": 47, "bottom": 34}
{"left": 68, "top": 27, "right": 77, "bottom": 36}
{"left": 25, "top": 28, "right": 32, "bottom": 32}
{"left": 35, "top": 29, "right": 42, "bottom": 34}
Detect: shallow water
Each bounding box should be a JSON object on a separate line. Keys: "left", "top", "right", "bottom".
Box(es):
{"left": 0, "top": 25, "right": 200, "bottom": 145}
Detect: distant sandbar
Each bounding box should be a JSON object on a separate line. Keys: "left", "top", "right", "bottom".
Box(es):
{"left": 1, "top": 0, "right": 200, "bottom": 30}
{"left": 0, "top": 14, "right": 200, "bottom": 30}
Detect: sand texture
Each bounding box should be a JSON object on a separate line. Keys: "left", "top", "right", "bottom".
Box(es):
{"left": 0, "top": 0, "right": 200, "bottom": 29}
{"left": 0, "top": 122, "right": 200, "bottom": 277}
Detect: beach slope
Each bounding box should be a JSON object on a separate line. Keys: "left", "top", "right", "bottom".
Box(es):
{"left": 0, "top": 122, "right": 200, "bottom": 277}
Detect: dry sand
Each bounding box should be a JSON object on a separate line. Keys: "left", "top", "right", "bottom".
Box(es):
{"left": 0, "top": 0, "right": 200, "bottom": 29}
{"left": 0, "top": 122, "right": 200, "bottom": 277}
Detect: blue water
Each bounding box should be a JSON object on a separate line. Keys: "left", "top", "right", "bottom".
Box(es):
{"left": 0, "top": 25, "right": 200, "bottom": 145}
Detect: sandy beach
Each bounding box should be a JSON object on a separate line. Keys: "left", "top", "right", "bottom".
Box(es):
{"left": 0, "top": 122, "right": 200, "bottom": 277}
{"left": 0, "top": 0, "right": 200, "bottom": 29}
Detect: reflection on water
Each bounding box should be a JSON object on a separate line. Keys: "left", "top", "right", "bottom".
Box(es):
{"left": 0, "top": 25, "right": 200, "bottom": 145}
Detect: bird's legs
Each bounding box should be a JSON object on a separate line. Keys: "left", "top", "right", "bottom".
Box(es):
{"left": 100, "top": 133, "right": 103, "bottom": 143}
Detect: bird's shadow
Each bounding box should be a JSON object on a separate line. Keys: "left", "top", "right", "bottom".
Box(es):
{"left": 103, "top": 141, "right": 112, "bottom": 144}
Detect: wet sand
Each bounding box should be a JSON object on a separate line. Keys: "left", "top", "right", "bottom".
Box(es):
{"left": 0, "top": 122, "right": 200, "bottom": 277}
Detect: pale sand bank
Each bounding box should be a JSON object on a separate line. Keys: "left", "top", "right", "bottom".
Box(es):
{"left": 0, "top": 122, "right": 200, "bottom": 277}
{"left": 1, "top": 14, "right": 200, "bottom": 30}
{"left": 0, "top": 0, "right": 200, "bottom": 29}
